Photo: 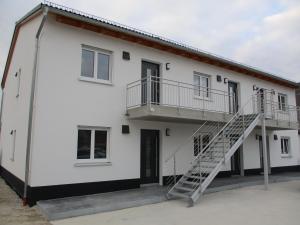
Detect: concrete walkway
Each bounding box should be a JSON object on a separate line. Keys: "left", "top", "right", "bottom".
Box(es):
{"left": 52, "top": 180, "right": 300, "bottom": 225}
{"left": 38, "top": 172, "right": 300, "bottom": 221}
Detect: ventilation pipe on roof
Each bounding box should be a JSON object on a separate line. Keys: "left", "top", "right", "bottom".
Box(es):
{"left": 23, "top": 6, "right": 48, "bottom": 206}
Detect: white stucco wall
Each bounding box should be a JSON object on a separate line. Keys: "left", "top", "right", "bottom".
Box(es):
{"left": 0, "top": 15, "right": 43, "bottom": 181}
{"left": 3, "top": 15, "right": 298, "bottom": 187}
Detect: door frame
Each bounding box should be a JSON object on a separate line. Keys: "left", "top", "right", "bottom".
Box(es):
{"left": 141, "top": 60, "right": 162, "bottom": 105}
{"left": 140, "top": 129, "right": 160, "bottom": 184}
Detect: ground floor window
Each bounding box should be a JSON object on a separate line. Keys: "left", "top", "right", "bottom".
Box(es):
{"left": 280, "top": 137, "right": 290, "bottom": 156}
{"left": 194, "top": 133, "right": 211, "bottom": 156}
{"left": 77, "top": 127, "right": 110, "bottom": 161}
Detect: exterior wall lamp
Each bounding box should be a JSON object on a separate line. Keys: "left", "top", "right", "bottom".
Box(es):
{"left": 166, "top": 63, "right": 170, "bottom": 70}
{"left": 166, "top": 128, "right": 170, "bottom": 136}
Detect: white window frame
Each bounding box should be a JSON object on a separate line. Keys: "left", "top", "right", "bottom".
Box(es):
{"left": 280, "top": 136, "right": 291, "bottom": 157}
{"left": 193, "top": 72, "right": 211, "bottom": 99}
{"left": 75, "top": 126, "right": 111, "bottom": 166}
{"left": 80, "top": 45, "right": 113, "bottom": 85}
{"left": 278, "top": 93, "right": 287, "bottom": 111}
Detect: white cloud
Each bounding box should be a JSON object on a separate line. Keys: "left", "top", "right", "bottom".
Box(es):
{"left": 234, "top": 5, "right": 300, "bottom": 81}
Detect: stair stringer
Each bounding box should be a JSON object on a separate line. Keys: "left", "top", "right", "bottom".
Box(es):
{"left": 190, "top": 114, "right": 260, "bottom": 203}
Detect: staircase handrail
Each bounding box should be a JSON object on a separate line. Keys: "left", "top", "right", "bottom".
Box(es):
{"left": 164, "top": 121, "right": 208, "bottom": 163}
{"left": 193, "top": 94, "right": 258, "bottom": 163}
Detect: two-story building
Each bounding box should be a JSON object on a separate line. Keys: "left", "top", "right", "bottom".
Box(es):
{"left": 0, "top": 2, "right": 299, "bottom": 205}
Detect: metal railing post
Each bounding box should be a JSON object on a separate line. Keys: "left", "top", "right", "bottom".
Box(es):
{"left": 147, "top": 75, "right": 151, "bottom": 109}
{"left": 260, "top": 92, "right": 269, "bottom": 190}
{"left": 222, "top": 131, "right": 225, "bottom": 161}
{"left": 173, "top": 156, "right": 177, "bottom": 185}
{"left": 224, "top": 94, "right": 226, "bottom": 113}
{"left": 177, "top": 81, "right": 180, "bottom": 110}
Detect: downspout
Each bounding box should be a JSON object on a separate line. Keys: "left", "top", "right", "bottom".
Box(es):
{"left": 23, "top": 6, "right": 48, "bottom": 205}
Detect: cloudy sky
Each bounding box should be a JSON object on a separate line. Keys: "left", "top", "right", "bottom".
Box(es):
{"left": 0, "top": 0, "right": 299, "bottom": 82}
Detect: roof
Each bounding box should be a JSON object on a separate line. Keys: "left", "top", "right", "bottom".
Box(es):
{"left": 2, "top": 1, "right": 299, "bottom": 88}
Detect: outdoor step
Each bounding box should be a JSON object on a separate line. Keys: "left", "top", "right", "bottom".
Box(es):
{"left": 175, "top": 186, "right": 194, "bottom": 192}
{"left": 186, "top": 175, "right": 206, "bottom": 180}
{"left": 169, "top": 191, "right": 191, "bottom": 198}
{"left": 180, "top": 180, "right": 199, "bottom": 186}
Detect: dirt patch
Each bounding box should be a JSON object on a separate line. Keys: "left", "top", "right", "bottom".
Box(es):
{"left": 0, "top": 177, "right": 51, "bottom": 225}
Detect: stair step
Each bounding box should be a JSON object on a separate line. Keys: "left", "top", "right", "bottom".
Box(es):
{"left": 169, "top": 191, "right": 191, "bottom": 198}
{"left": 186, "top": 175, "right": 205, "bottom": 180}
{"left": 175, "top": 186, "right": 194, "bottom": 192}
{"left": 180, "top": 180, "right": 199, "bottom": 186}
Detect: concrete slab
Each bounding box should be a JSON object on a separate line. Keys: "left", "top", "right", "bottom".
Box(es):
{"left": 38, "top": 185, "right": 167, "bottom": 221}
{"left": 52, "top": 180, "right": 300, "bottom": 225}
{"left": 37, "top": 172, "right": 300, "bottom": 221}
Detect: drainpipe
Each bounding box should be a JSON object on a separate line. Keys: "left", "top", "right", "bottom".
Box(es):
{"left": 23, "top": 6, "right": 48, "bottom": 206}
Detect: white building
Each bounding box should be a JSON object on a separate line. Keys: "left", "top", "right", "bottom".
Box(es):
{"left": 0, "top": 2, "right": 299, "bottom": 205}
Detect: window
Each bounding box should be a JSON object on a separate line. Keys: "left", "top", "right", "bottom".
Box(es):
{"left": 278, "top": 93, "right": 287, "bottom": 111}
{"left": 194, "top": 133, "right": 211, "bottom": 156}
{"left": 280, "top": 137, "right": 290, "bottom": 156}
{"left": 77, "top": 127, "right": 110, "bottom": 161}
{"left": 15, "top": 69, "right": 21, "bottom": 97}
{"left": 81, "top": 47, "right": 111, "bottom": 83}
{"left": 193, "top": 73, "right": 210, "bottom": 98}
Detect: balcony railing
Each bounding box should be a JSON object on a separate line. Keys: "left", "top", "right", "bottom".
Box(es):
{"left": 126, "top": 76, "right": 300, "bottom": 125}
{"left": 126, "top": 76, "right": 235, "bottom": 114}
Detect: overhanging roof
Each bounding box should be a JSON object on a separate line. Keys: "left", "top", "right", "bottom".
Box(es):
{"left": 2, "top": 1, "right": 299, "bottom": 88}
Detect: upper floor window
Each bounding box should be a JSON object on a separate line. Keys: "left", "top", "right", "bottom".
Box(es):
{"left": 77, "top": 126, "right": 110, "bottom": 162}
{"left": 81, "top": 47, "right": 111, "bottom": 83}
{"left": 280, "top": 137, "right": 290, "bottom": 156}
{"left": 193, "top": 73, "right": 210, "bottom": 98}
{"left": 278, "top": 93, "right": 287, "bottom": 111}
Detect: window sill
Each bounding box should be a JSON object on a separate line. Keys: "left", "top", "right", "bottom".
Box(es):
{"left": 194, "top": 95, "right": 212, "bottom": 102}
{"left": 78, "top": 77, "right": 113, "bottom": 86}
{"left": 74, "top": 161, "right": 112, "bottom": 167}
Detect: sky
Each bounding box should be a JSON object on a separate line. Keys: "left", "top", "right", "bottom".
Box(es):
{"left": 0, "top": 0, "right": 300, "bottom": 82}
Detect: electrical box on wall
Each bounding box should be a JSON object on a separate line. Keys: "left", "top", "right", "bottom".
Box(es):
{"left": 122, "top": 125, "right": 130, "bottom": 134}
{"left": 122, "top": 51, "right": 130, "bottom": 60}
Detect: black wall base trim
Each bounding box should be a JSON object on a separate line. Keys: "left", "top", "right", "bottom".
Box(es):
{"left": 0, "top": 165, "right": 24, "bottom": 198}
{"left": 1, "top": 164, "right": 300, "bottom": 206}
{"left": 271, "top": 165, "right": 300, "bottom": 173}
{"left": 27, "top": 178, "right": 140, "bottom": 206}
{"left": 1, "top": 165, "right": 140, "bottom": 206}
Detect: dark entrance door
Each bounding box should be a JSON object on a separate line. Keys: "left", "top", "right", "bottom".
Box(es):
{"left": 141, "top": 61, "right": 160, "bottom": 105}
{"left": 140, "top": 129, "right": 159, "bottom": 184}
{"left": 258, "top": 135, "right": 271, "bottom": 174}
{"left": 228, "top": 81, "right": 238, "bottom": 114}
{"left": 231, "top": 148, "right": 241, "bottom": 175}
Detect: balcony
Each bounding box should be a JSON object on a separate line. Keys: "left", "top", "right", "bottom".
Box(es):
{"left": 126, "top": 76, "right": 299, "bottom": 130}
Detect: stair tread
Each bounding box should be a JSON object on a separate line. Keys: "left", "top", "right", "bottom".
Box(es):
{"left": 175, "top": 186, "right": 194, "bottom": 192}
{"left": 169, "top": 191, "right": 191, "bottom": 198}
{"left": 166, "top": 114, "right": 259, "bottom": 202}
{"left": 180, "top": 180, "right": 199, "bottom": 185}
{"left": 186, "top": 175, "right": 206, "bottom": 179}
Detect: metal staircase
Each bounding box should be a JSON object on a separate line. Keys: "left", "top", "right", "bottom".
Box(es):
{"left": 166, "top": 96, "right": 260, "bottom": 205}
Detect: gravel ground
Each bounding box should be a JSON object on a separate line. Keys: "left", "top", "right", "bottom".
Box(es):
{"left": 0, "top": 177, "right": 51, "bottom": 225}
